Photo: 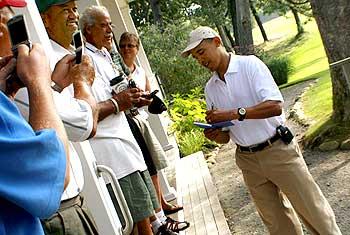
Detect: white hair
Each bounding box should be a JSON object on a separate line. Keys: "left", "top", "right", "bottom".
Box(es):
{"left": 79, "top": 5, "right": 110, "bottom": 35}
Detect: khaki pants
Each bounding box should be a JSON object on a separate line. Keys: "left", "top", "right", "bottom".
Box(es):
{"left": 235, "top": 139, "right": 341, "bottom": 235}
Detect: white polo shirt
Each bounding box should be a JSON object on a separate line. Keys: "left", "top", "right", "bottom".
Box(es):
{"left": 205, "top": 54, "right": 285, "bottom": 147}
{"left": 14, "top": 40, "right": 92, "bottom": 200}
{"left": 85, "top": 42, "right": 147, "bottom": 180}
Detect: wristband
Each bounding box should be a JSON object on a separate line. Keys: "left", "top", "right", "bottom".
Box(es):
{"left": 51, "top": 82, "right": 63, "bottom": 93}
{"left": 109, "top": 97, "right": 119, "bottom": 114}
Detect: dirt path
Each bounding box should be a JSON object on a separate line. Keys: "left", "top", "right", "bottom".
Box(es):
{"left": 207, "top": 81, "right": 350, "bottom": 234}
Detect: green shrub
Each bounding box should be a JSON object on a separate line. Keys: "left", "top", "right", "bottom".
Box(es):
{"left": 139, "top": 22, "right": 211, "bottom": 96}
{"left": 265, "top": 57, "right": 292, "bottom": 85}
{"left": 178, "top": 129, "right": 207, "bottom": 156}
{"left": 168, "top": 87, "right": 218, "bottom": 156}
{"left": 256, "top": 47, "right": 293, "bottom": 86}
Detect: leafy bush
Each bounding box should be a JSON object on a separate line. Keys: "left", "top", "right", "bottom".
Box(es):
{"left": 256, "top": 47, "right": 293, "bottom": 86}
{"left": 168, "top": 87, "right": 218, "bottom": 156}
{"left": 265, "top": 57, "right": 292, "bottom": 85}
{"left": 139, "top": 22, "right": 211, "bottom": 96}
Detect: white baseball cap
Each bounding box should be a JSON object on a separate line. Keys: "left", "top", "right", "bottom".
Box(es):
{"left": 181, "top": 26, "right": 220, "bottom": 57}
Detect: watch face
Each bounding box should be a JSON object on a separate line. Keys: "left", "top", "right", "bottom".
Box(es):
{"left": 239, "top": 108, "right": 246, "bottom": 115}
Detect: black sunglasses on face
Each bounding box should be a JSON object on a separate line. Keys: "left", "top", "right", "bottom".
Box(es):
{"left": 120, "top": 43, "right": 137, "bottom": 49}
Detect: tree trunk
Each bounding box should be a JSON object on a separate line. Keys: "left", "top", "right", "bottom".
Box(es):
{"left": 291, "top": 7, "right": 304, "bottom": 36}
{"left": 250, "top": 0, "right": 268, "bottom": 42}
{"left": 227, "top": 0, "right": 239, "bottom": 44}
{"left": 149, "top": 0, "right": 164, "bottom": 31}
{"left": 235, "top": 0, "right": 254, "bottom": 55}
{"left": 216, "top": 24, "right": 233, "bottom": 52}
{"left": 224, "top": 25, "right": 237, "bottom": 49}
{"left": 310, "top": 0, "right": 350, "bottom": 121}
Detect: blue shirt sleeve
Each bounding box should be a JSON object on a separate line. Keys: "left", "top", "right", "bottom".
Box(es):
{"left": 0, "top": 91, "right": 66, "bottom": 218}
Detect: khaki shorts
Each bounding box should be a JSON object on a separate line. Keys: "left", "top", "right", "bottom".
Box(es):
{"left": 41, "top": 195, "right": 99, "bottom": 235}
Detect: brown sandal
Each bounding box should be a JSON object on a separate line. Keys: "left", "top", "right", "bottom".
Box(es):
{"left": 163, "top": 204, "right": 183, "bottom": 215}
{"left": 164, "top": 217, "right": 190, "bottom": 232}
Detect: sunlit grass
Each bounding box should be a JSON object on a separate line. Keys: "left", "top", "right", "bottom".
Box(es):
{"left": 253, "top": 13, "right": 335, "bottom": 146}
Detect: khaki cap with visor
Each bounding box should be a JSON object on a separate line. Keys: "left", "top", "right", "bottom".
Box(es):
{"left": 181, "top": 26, "right": 220, "bottom": 58}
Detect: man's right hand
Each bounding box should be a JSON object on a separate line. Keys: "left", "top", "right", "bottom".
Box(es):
{"left": 16, "top": 43, "right": 52, "bottom": 89}
{"left": 112, "top": 87, "right": 141, "bottom": 112}
{"left": 70, "top": 55, "right": 95, "bottom": 86}
{"left": 52, "top": 54, "right": 95, "bottom": 90}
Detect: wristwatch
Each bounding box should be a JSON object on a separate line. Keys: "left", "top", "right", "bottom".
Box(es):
{"left": 237, "top": 107, "right": 246, "bottom": 121}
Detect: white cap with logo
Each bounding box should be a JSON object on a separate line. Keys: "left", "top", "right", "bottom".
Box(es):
{"left": 181, "top": 26, "right": 220, "bottom": 57}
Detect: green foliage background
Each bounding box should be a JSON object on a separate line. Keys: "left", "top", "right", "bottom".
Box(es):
{"left": 168, "top": 87, "right": 218, "bottom": 156}
{"left": 140, "top": 22, "right": 211, "bottom": 96}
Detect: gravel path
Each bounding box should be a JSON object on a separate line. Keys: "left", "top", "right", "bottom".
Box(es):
{"left": 207, "top": 81, "right": 350, "bottom": 234}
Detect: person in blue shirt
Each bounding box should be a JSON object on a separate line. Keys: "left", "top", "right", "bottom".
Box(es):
{"left": 0, "top": 2, "right": 70, "bottom": 235}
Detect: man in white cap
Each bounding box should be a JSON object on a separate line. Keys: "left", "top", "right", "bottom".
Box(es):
{"left": 181, "top": 26, "right": 341, "bottom": 235}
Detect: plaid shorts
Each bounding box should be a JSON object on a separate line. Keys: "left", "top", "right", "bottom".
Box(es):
{"left": 107, "top": 170, "right": 159, "bottom": 224}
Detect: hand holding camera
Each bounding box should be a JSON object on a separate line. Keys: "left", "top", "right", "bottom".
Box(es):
{"left": 0, "top": 56, "right": 16, "bottom": 94}
{"left": 16, "top": 43, "right": 51, "bottom": 89}
{"left": 111, "top": 87, "right": 141, "bottom": 112}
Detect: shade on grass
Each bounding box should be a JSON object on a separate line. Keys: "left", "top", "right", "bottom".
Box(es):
{"left": 253, "top": 13, "right": 333, "bottom": 142}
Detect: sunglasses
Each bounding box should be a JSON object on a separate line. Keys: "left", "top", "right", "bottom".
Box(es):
{"left": 120, "top": 43, "right": 137, "bottom": 49}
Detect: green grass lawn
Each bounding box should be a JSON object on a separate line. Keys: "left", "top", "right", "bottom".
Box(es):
{"left": 253, "top": 13, "right": 334, "bottom": 145}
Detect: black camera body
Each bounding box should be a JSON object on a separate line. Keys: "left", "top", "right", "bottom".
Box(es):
{"left": 73, "top": 31, "right": 84, "bottom": 64}
{"left": 276, "top": 125, "right": 294, "bottom": 144}
{"left": 7, "top": 14, "right": 32, "bottom": 57}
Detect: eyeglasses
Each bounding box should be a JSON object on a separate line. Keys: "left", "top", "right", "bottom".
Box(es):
{"left": 119, "top": 43, "right": 137, "bottom": 49}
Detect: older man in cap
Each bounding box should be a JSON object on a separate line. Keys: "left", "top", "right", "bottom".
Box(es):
{"left": 13, "top": 1, "right": 100, "bottom": 235}
{"left": 0, "top": 1, "right": 70, "bottom": 235}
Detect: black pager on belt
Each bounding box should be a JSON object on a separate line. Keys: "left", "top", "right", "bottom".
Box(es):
{"left": 276, "top": 125, "right": 294, "bottom": 144}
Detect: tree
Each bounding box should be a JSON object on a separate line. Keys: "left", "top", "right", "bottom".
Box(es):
{"left": 310, "top": 0, "right": 350, "bottom": 121}
{"left": 254, "top": 0, "right": 309, "bottom": 36}
{"left": 250, "top": 0, "right": 268, "bottom": 42}
{"left": 234, "top": 0, "right": 254, "bottom": 54}
{"left": 149, "top": 0, "right": 164, "bottom": 31}
{"left": 290, "top": 6, "right": 304, "bottom": 36}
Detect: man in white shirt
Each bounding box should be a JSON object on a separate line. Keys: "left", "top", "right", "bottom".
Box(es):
{"left": 15, "top": 1, "right": 99, "bottom": 234}
{"left": 181, "top": 26, "right": 342, "bottom": 235}
{"left": 80, "top": 5, "right": 180, "bottom": 235}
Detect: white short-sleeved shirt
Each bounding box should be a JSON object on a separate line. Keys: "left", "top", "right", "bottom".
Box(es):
{"left": 205, "top": 54, "right": 285, "bottom": 147}
{"left": 85, "top": 42, "right": 147, "bottom": 179}
{"left": 14, "top": 40, "right": 92, "bottom": 200}
{"left": 131, "top": 64, "right": 149, "bottom": 119}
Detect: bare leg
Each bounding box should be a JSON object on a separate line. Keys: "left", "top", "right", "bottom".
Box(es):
{"left": 137, "top": 218, "right": 153, "bottom": 235}
{"left": 151, "top": 174, "right": 163, "bottom": 209}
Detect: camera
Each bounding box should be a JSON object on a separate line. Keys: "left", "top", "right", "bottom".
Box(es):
{"left": 110, "top": 74, "right": 129, "bottom": 94}
{"left": 73, "top": 31, "right": 84, "bottom": 64}
{"left": 7, "top": 14, "right": 32, "bottom": 57}
{"left": 6, "top": 14, "right": 32, "bottom": 91}
{"left": 276, "top": 125, "right": 294, "bottom": 144}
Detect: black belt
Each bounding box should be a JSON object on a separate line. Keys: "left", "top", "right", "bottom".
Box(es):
{"left": 237, "top": 134, "right": 280, "bottom": 153}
